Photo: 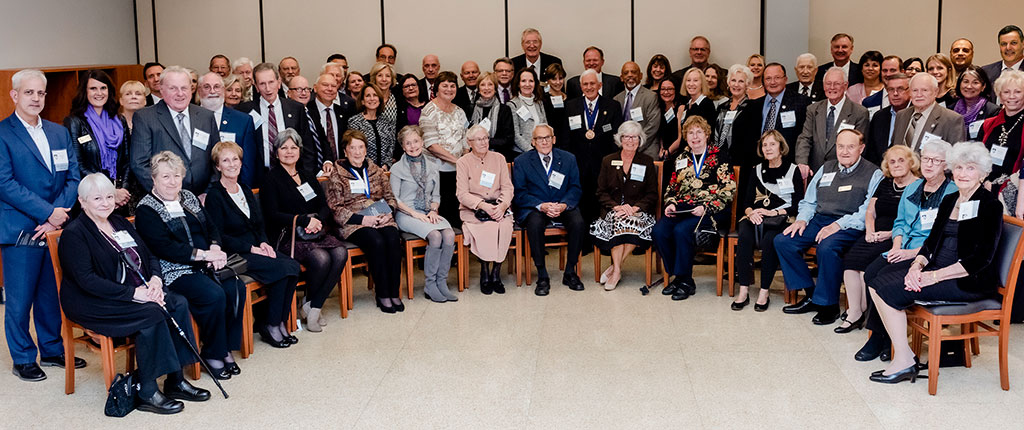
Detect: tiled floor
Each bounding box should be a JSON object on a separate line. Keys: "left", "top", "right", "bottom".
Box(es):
{"left": 2, "top": 254, "right": 1023, "bottom": 428}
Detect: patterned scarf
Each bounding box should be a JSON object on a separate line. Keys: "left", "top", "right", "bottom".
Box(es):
{"left": 471, "top": 96, "right": 501, "bottom": 138}
{"left": 953, "top": 97, "right": 987, "bottom": 125}
{"left": 83, "top": 107, "right": 124, "bottom": 180}
{"left": 404, "top": 152, "right": 429, "bottom": 212}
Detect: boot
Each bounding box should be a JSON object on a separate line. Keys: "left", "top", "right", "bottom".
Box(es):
{"left": 479, "top": 260, "right": 493, "bottom": 295}
{"left": 306, "top": 307, "right": 323, "bottom": 332}
{"left": 491, "top": 261, "right": 505, "bottom": 294}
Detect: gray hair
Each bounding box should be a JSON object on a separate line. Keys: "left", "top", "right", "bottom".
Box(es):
{"left": 466, "top": 124, "right": 489, "bottom": 140}
{"left": 521, "top": 28, "right": 541, "bottom": 42}
{"left": 994, "top": 69, "right": 1024, "bottom": 97}
{"left": 796, "top": 53, "right": 818, "bottom": 67}
{"left": 77, "top": 173, "right": 115, "bottom": 201}
{"left": 920, "top": 139, "right": 953, "bottom": 160}
{"left": 910, "top": 72, "right": 939, "bottom": 90}
{"left": 532, "top": 123, "right": 555, "bottom": 136}
{"left": 580, "top": 69, "right": 599, "bottom": 81}
{"left": 160, "top": 65, "right": 191, "bottom": 85}
{"left": 824, "top": 66, "right": 847, "bottom": 84}
{"left": 150, "top": 151, "right": 186, "bottom": 178}
{"left": 320, "top": 62, "right": 341, "bottom": 75}
{"left": 232, "top": 57, "right": 254, "bottom": 69}
{"left": 727, "top": 64, "right": 752, "bottom": 85}
{"left": 274, "top": 127, "right": 302, "bottom": 151}
{"left": 613, "top": 121, "right": 645, "bottom": 148}
{"left": 11, "top": 69, "right": 46, "bottom": 90}
{"left": 947, "top": 141, "right": 992, "bottom": 175}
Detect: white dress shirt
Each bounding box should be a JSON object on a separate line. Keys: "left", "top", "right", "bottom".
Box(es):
{"left": 316, "top": 98, "right": 339, "bottom": 146}
{"left": 16, "top": 112, "right": 51, "bottom": 172}
{"left": 167, "top": 104, "right": 191, "bottom": 151}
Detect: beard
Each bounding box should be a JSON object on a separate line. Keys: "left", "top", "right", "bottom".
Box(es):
{"left": 201, "top": 94, "right": 225, "bottom": 111}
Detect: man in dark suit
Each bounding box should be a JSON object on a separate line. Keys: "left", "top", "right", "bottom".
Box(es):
{"left": 670, "top": 36, "right": 712, "bottom": 81}
{"left": 795, "top": 67, "right": 871, "bottom": 179}
{"left": 815, "top": 33, "right": 863, "bottom": 86}
{"left": 321, "top": 62, "right": 357, "bottom": 117}
{"left": 417, "top": 54, "right": 440, "bottom": 101}
{"left": 0, "top": 69, "right": 84, "bottom": 381}
{"left": 890, "top": 73, "right": 965, "bottom": 152}
{"left": 235, "top": 62, "right": 315, "bottom": 185}
{"left": 787, "top": 53, "right": 826, "bottom": 102}
{"left": 143, "top": 62, "right": 164, "bottom": 106}
{"left": 731, "top": 63, "right": 811, "bottom": 168}
{"left": 493, "top": 58, "right": 515, "bottom": 104}
{"left": 512, "top": 124, "right": 585, "bottom": 296}
{"left": 454, "top": 61, "right": 480, "bottom": 117}
{"left": 197, "top": 72, "right": 258, "bottom": 186}
{"left": 865, "top": 73, "right": 911, "bottom": 165}
{"left": 566, "top": 46, "right": 624, "bottom": 99}
{"left": 982, "top": 25, "right": 1024, "bottom": 83}
{"left": 511, "top": 28, "right": 563, "bottom": 82}
{"left": 130, "top": 66, "right": 220, "bottom": 195}
{"left": 308, "top": 73, "right": 348, "bottom": 172}
{"left": 565, "top": 70, "right": 624, "bottom": 226}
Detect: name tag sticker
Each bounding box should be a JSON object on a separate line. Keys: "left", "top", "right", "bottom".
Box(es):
{"left": 777, "top": 178, "right": 794, "bottom": 194}
{"left": 919, "top": 208, "right": 938, "bottom": 230}
{"left": 548, "top": 171, "right": 565, "bottom": 189}
{"left": 969, "top": 120, "right": 984, "bottom": 139}
{"left": 192, "top": 129, "right": 210, "bottom": 150}
{"left": 297, "top": 182, "right": 316, "bottom": 201}
{"left": 602, "top": 123, "right": 612, "bottom": 133}
{"left": 958, "top": 200, "right": 979, "bottom": 221}
{"left": 724, "top": 111, "right": 737, "bottom": 124}
{"left": 837, "top": 185, "right": 853, "bottom": 192}
{"left": 629, "top": 107, "right": 644, "bottom": 122}
{"left": 611, "top": 160, "right": 624, "bottom": 167}
{"left": 629, "top": 164, "right": 647, "bottom": 181}
{"left": 868, "top": 106, "right": 881, "bottom": 118}
{"left": 480, "top": 170, "right": 496, "bottom": 188}
{"left": 820, "top": 172, "right": 836, "bottom": 187}
{"left": 112, "top": 231, "right": 137, "bottom": 249}
{"left": 837, "top": 121, "right": 855, "bottom": 132}
{"left": 220, "top": 131, "right": 236, "bottom": 143}
{"left": 349, "top": 179, "right": 367, "bottom": 194}
{"left": 164, "top": 201, "right": 185, "bottom": 218}
{"left": 920, "top": 131, "right": 941, "bottom": 147}
{"left": 550, "top": 95, "right": 564, "bottom": 108}
{"left": 77, "top": 134, "right": 92, "bottom": 144}
{"left": 249, "top": 110, "right": 263, "bottom": 128}
{"left": 664, "top": 109, "right": 676, "bottom": 122}
{"left": 51, "top": 149, "right": 69, "bottom": 172}
{"left": 516, "top": 105, "right": 531, "bottom": 121}
{"left": 991, "top": 145, "right": 1008, "bottom": 166}
{"left": 780, "top": 110, "right": 797, "bottom": 128}
{"left": 675, "top": 157, "right": 688, "bottom": 171}
{"left": 479, "top": 118, "right": 492, "bottom": 133}
{"left": 569, "top": 115, "right": 583, "bottom": 130}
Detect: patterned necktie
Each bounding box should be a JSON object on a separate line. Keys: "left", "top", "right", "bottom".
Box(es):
{"left": 763, "top": 98, "right": 778, "bottom": 133}
{"left": 543, "top": 154, "right": 551, "bottom": 171}
{"left": 267, "top": 104, "right": 278, "bottom": 145}
{"left": 502, "top": 87, "right": 511, "bottom": 103}
{"left": 801, "top": 86, "right": 809, "bottom": 97}
{"left": 825, "top": 106, "right": 836, "bottom": 140}
{"left": 623, "top": 91, "right": 634, "bottom": 120}
{"left": 302, "top": 108, "right": 322, "bottom": 166}
{"left": 904, "top": 112, "right": 923, "bottom": 148}
{"left": 324, "top": 107, "right": 336, "bottom": 160}
{"left": 176, "top": 113, "right": 191, "bottom": 159}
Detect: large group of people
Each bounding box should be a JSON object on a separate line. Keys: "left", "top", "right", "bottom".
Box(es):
{"left": 2, "top": 23, "right": 1024, "bottom": 414}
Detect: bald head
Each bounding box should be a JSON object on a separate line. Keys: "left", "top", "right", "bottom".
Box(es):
{"left": 460, "top": 61, "right": 480, "bottom": 87}
{"left": 422, "top": 55, "right": 440, "bottom": 80}
{"left": 287, "top": 75, "right": 310, "bottom": 104}
{"left": 620, "top": 61, "right": 642, "bottom": 89}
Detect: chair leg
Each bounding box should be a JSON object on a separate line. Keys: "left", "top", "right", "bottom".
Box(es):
{"left": 457, "top": 239, "right": 466, "bottom": 292}
{"left": 288, "top": 291, "right": 298, "bottom": 332}
{"left": 101, "top": 336, "right": 116, "bottom": 391}
{"left": 240, "top": 285, "right": 254, "bottom": 359}
{"left": 524, "top": 235, "right": 532, "bottom": 286}
{"left": 644, "top": 248, "right": 652, "bottom": 286}
{"left": 961, "top": 324, "right": 973, "bottom": 368}
{"left": 62, "top": 320, "right": 75, "bottom": 395}
{"left": 559, "top": 245, "right": 566, "bottom": 270}
{"left": 514, "top": 232, "right": 523, "bottom": 286}
{"left": 593, "top": 245, "right": 601, "bottom": 283}
{"left": 126, "top": 345, "right": 136, "bottom": 373}
{"left": 715, "top": 241, "right": 725, "bottom": 296}
{"left": 727, "top": 238, "right": 736, "bottom": 297}
{"left": 999, "top": 319, "right": 1010, "bottom": 390}
{"left": 970, "top": 322, "right": 981, "bottom": 355}
{"left": 405, "top": 244, "right": 415, "bottom": 300}
{"left": 927, "top": 320, "right": 942, "bottom": 395}
{"left": 189, "top": 318, "right": 201, "bottom": 380}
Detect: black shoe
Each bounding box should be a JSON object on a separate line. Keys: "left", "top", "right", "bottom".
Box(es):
{"left": 683, "top": 279, "right": 696, "bottom": 296}
{"left": 392, "top": 300, "right": 405, "bottom": 312}
{"left": 284, "top": 334, "right": 299, "bottom": 344}
{"left": 563, "top": 272, "right": 585, "bottom": 291}
{"left": 203, "top": 361, "right": 231, "bottom": 380}
{"left": 834, "top": 311, "right": 868, "bottom": 334}
{"left": 225, "top": 362, "right": 241, "bottom": 375}
{"left": 671, "top": 286, "right": 691, "bottom": 301}
{"left": 40, "top": 354, "right": 86, "bottom": 369}
{"left": 855, "top": 340, "right": 885, "bottom": 362}
{"left": 137, "top": 390, "right": 184, "bottom": 414}
{"left": 782, "top": 297, "right": 819, "bottom": 314}
{"left": 258, "top": 326, "right": 290, "bottom": 349}
{"left": 731, "top": 296, "right": 750, "bottom": 311}
{"left": 491, "top": 264, "right": 505, "bottom": 294}
{"left": 869, "top": 362, "right": 920, "bottom": 384}
{"left": 535, "top": 278, "right": 551, "bottom": 296}
{"left": 376, "top": 299, "right": 396, "bottom": 314}
{"left": 164, "top": 379, "right": 211, "bottom": 402}
{"left": 754, "top": 297, "right": 771, "bottom": 312}
{"left": 480, "top": 262, "right": 493, "bottom": 295}
{"left": 11, "top": 363, "right": 46, "bottom": 382}
{"left": 661, "top": 284, "right": 678, "bottom": 296}
{"left": 812, "top": 305, "right": 841, "bottom": 325}
{"left": 492, "top": 280, "right": 506, "bottom": 294}
{"left": 880, "top": 350, "right": 891, "bottom": 362}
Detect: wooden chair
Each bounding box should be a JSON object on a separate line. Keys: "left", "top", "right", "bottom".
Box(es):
{"left": 239, "top": 276, "right": 300, "bottom": 358}
{"left": 341, "top": 242, "right": 370, "bottom": 314}
{"left": 401, "top": 229, "right": 467, "bottom": 299}
{"left": 905, "top": 215, "right": 1024, "bottom": 395}
{"left": 522, "top": 225, "right": 582, "bottom": 285}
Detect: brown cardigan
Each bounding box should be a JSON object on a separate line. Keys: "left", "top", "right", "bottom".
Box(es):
{"left": 595, "top": 151, "right": 660, "bottom": 217}
{"left": 324, "top": 160, "right": 398, "bottom": 239}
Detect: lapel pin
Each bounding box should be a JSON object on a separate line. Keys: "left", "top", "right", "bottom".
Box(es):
{"left": 222, "top": 120, "right": 228, "bottom": 125}
{"left": 287, "top": 114, "right": 293, "bottom": 118}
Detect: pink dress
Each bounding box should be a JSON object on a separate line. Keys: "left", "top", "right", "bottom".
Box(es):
{"left": 455, "top": 151, "right": 514, "bottom": 262}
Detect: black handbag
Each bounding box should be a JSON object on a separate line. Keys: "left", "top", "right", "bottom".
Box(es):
{"left": 104, "top": 372, "right": 138, "bottom": 417}
{"left": 474, "top": 199, "right": 500, "bottom": 221}
{"left": 294, "top": 214, "right": 326, "bottom": 241}
{"left": 213, "top": 253, "right": 248, "bottom": 281}
{"left": 693, "top": 212, "right": 720, "bottom": 251}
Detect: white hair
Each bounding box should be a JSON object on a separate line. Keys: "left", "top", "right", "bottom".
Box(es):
{"left": 824, "top": 66, "right": 847, "bottom": 84}
{"left": 614, "top": 121, "right": 646, "bottom": 148}
{"left": 580, "top": 69, "right": 599, "bottom": 81}
{"left": 521, "top": 28, "right": 541, "bottom": 42}
{"left": 910, "top": 72, "right": 939, "bottom": 90}
{"left": 232, "top": 57, "right": 254, "bottom": 69}
{"left": 160, "top": 65, "right": 191, "bottom": 85}
{"left": 994, "top": 69, "right": 1024, "bottom": 96}
{"left": 78, "top": 173, "right": 115, "bottom": 201}
{"left": 920, "top": 139, "right": 953, "bottom": 158}
{"left": 11, "top": 69, "right": 46, "bottom": 90}
{"left": 947, "top": 141, "right": 992, "bottom": 175}
{"left": 796, "top": 53, "right": 818, "bottom": 67}
{"left": 320, "top": 62, "right": 341, "bottom": 75}
{"left": 467, "top": 124, "right": 489, "bottom": 140}
{"left": 727, "top": 64, "right": 753, "bottom": 85}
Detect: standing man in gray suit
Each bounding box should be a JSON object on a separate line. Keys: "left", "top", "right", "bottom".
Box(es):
{"left": 982, "top": 25, "right": 1023, "bottom": 83}
{"left": 795, "top": 67, "right": 870, "bottom": 180}
{"left": 889, "top": 73, "right": 964, "bottom": 153}
{"left": 130, "top": 66, "right": 220, "bottom": 195}
{"left": 614, "top": 61, "right": 661, "bottom": 158}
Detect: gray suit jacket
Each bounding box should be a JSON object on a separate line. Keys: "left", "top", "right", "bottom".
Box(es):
{"left": 130, "top": 101, "right": 220, "bottom": 194}
{"left": 890, "top": 103, "right": 965, "bottom": 152}
{"left": 614, "top": 86, "right": 662, "bottom": 158}
{"left": 795, "top": 97, "right": 870, "bottom": 171}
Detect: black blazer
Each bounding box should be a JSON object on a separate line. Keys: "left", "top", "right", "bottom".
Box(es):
{"left": 63, "top": 114, "right": 133, "bottom": 189}
{"left": 564, "top": 95, "right": 624, "bottom": 188}
{"left": 566, "top": 73, "right": 625, "bottom": 100}
{"left": 203, "top": 181, "right": 270, "bottom": 254}
{"left": 730, "top": 90, "right": 811, "bottom": 168}
{"left": 134, "top": 194, "right": 222, "bottom": 265}
{"left": 468, "top": 103, "right": 516, "bottom": 161}
{"left": 786, "top": 80, "right": 826, "bottom": 102}
{"left": 235, "top": 97, "right": 316, "bottom": 182}
{"left": 258, "top": 165, "right": 332, "bottom": 242}
{"left": 306, "top": 98, "right": 349, "bottom": 163}
{"left": 816, "top": 61, "right": 863, "bottom": 85}
{"left": 454, "top": 86, "right": 477, "bottom": 117}
{"left": 865, "top": 105, "right": 898, "bottom": 165}
{"left": 417, "top": 77, "right": 435, "bottom": 103}
{"left": 335, "top": 92, "right": 358, "bottom": 118}
{"left": 919, "top": 187, "right": 1003, "bottom": 296}
{"left": 145, "top": 94, "right": 159, "bottom": 106}
{"left": 511, "top": 52, "right": 564, "bottom": 78}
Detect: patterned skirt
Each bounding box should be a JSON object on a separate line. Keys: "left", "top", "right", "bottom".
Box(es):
{"left": 589, "top": 211, "right": 656, "bottom": 252}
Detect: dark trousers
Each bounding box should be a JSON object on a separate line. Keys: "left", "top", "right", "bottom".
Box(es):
{"left": 134, "top": 292, "right": 198, "bottom": 385}
{"left": 2, "top": 246, "right": 63, "bottom": 364}
{"left": 522, "top": 208, "right": 584, "bottom": 278}
{"left": 863, "top": 256, "right": 909, "bottom": 333}
{"left": 168, "top": 273, "right": 243, "bottom": 360}
{"left": 296, "top": 247, "right": 348, "bottom": 308}
{"left": 734, "top": 219, "right": 785, "bottom": 290}
{"left": 347, "top": 226, "right": 402, "bottom": 299}
{"left": 774, "top": 215, "right": 862, "bottom": 306}
{"left": 652, "top": 214, "right": 703, "bottom": 279}
{"left": 242, "top": 252, "right": 300, "bottom": 326}
{"left": 439, "top": 171, "right": 461, "bottom": 228}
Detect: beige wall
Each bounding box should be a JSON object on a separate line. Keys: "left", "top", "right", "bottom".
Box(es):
{"left": 634, "top": 0, "right": 760, "bottom": 74}
{"left": 386, "top": 0, "right": 505, "bottom": 78}
{"left": 0, "top": 0, "right": 137, "bottom": 69}
{"left": 940, "top": 0, "right": 1018, "bottom": 67}
{"left": 264, "top": 0, "right": 381, "bottom": 79}
{"left": 152, "top": 0, "right": 262, "bottom": 74}
{"left": 809, "top": 0, "right": 938, "bottom": 66}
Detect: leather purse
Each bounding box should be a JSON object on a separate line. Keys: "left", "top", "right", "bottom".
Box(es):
{"left": 104, "top": 372, "right": 137, "bottom": 417}
{"left": 693, "top": 212, "right": 720, "bottom": 251}
{"left": 474, "top": 199, "right": 499, "bottom": 221}
{"left": 213, "top": 253, "right": 248, "bottom": 281}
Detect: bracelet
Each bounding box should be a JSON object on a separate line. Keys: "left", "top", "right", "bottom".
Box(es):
{"left": 931, "top": 272, "right": 938, "bottom": 283}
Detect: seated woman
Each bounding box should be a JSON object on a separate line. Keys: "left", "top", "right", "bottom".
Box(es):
{"left": 836, "top": 146, "right": 920, "bottom": 333}
{"left": 135, "top": 151, "right": 244, "bottom": 380}
{"left": 655, "top": 116, "right": 736, "bottom": 300}
{"left": 983, "top": 70, "right": 1024, "bottom": 216}
{"left": 259, "top": 129, "right": 348, "bottom": 333}
{"left": 855, "top": 140, "right": 956, "bottom": 361}
{"left": 591, "top": 121, "right": 658, "bottom": 290}
{"left": 420, "top": 71, "right": 469, "bottom": 227}
{"left": 456, "top": 125, "right": 514, "bottom": 295}
{"left": 390, "top": 126, "right": 457, "bottom": 303}
{"left": 59, "top": 173, "right": 209, "bottom": 415}
{"left": 469, "top": 72, "right": 516, "bottom": 160}
{"left": 731, "top": 130, "right": 803, "bottom": 311}
{"left": 204, "top": 141, "right": 301, "bottom": 348}
{"left": 326, "top": 130, "right": 404, "bottom": 313}
{"left": 866, "top": 142, "right": 1003, "bottom": 383}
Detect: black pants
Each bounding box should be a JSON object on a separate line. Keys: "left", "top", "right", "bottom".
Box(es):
{"left": 134, "top": 292, "right": 198, "bottom": 386}
{"left": 168, "top": 273, "right": 243, "bottom": 360}
{"left": 862, "top": 256, "right": 907, "bottom": 333}
{"left": 347, "top": 226, "right": 403, "bottom": 299}
{"left": 734, "top": 219, "right": 785, "bottom": 290}
{"left": 242, "top": 252, "right": 301, "bottom": 326}
{"left": 439, "top": 171, "right": 461, "bottom": 228}
{"left": 522, "top": 208, "right": 584, "bottom": 278}
{"left": 296, "top": 247, "right": 348, "bottom": 308}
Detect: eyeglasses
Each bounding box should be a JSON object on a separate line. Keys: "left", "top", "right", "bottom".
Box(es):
{"left": 403, "top": 84, "right": 418, "bottom": 89}
{"left": 532, "top": 136, "right": 553, "bottom": 143}
{"left": 289, "top": 87, "right": 311, "bottom": 93}
{"left": 921, "top": 156, "right": 945, "bottom": 165}
{"left": 468, "top": 137, "right": 488, "bottom": 143}
{"left": 621, "top": 135, "right": 640, "bottom": 141}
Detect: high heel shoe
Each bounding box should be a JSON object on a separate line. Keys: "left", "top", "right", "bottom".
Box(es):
{"left": 754, "top": 297, "right": 770, "bottom": 312}
{"left": 833, "top": 311, "right": 867, "bottom": 334}
{"left": 376, "top": 299, "right": 396, "bottom": 314}
{"left": 869, "top": 360, "right": 921, "bottom": 384}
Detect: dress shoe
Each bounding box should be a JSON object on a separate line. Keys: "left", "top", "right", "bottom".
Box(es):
{"left": 880, "top": 350, "right": 891, "bottom": 362}
{"left": 671, "top": 285, "right": 691, "bottom": 301}
{"left": 203, "top": 363, "right": 231, "bottom": 380}
{"left": 136, "top": 390, "right": 184, "bottom": 414}
{"left": 492, "top": 279, "right": 506, "bottom": 294}
{"left": 754, "top": 297, "right": 771, "bottom": 312}
{"left": 392, "top": 300, "right": 405, "bottom": 312}
{"left": 479, "top": 265, "right": 493, "bottom": 295}
{"left": 258, "top": 326, "right": 290, "bottom": 349}
{"left": 782, "top": 297, "right": 819, "bottom": 314}
{"left": 285, "top": 334, "right": 299, "bottom": 344}
{"left": 12, "top": 363, "right": 46, "bottom": 382}
{"left": 225, "top": 362, "right": 241, "bottom": 375}
{"left": 40, "top": 354, "right": 86, "bottom": 369}
{"left": 376, "top": 299, "right": 396, "bottom": 314}
{"left": 683, "top": 280, "right": 696, "bottom": 296}
{"left": 833, "top": 311, "right": 867, "bottom": 334}
{"left": 662, "top": 283, "right": 678, "bottom": 296}
{"left": 731, "top": 296, "right": 750, "bottom": 311}
{"left": 869, "top": 362, "right": 920, "bottom": 384}
{"left": 812, "top": 305, "right": 841, "bottom": 325}
{"left": 563, "top": 272, "right": 585, "bottom": 291}
{"left": 164, "top": 379, "right": 211, "bottom": 402}
{"left": 535, "top": 278, "right": 551, "bottom": 296}
{"left": 855, "top": 344, "right": 884, "bottom": 362}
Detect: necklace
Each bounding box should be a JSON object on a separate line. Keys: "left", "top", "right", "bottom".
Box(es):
{"left": 998, "top": 112, "right": 1024, "bottom": 147}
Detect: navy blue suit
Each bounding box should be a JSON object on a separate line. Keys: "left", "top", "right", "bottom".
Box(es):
{"left": 216, "top": 107, "right": 259, "bottom": 187}
{"left": 0, "top": 113, "right": 81, "bottom": 364}
{"left": 513, "top": 149, "right": 584, "bottom": 278}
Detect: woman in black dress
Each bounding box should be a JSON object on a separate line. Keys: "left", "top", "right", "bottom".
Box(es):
{"left": 468, "top": 72, "right": 516, "bottom": 160}
{"left": 655, "top": 77, "right": 682, "bottom": 160}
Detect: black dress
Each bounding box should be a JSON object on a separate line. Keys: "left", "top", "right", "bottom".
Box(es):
{"left": 843, "top": 177, "right": 907, "bottom": 271}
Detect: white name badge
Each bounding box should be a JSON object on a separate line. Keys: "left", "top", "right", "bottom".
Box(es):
{"left": 837, "top": 185, "right": 853, "bottom": 192}
{"left": 548, "top": 171, "right": 565, "bottom": 189}
{"left": 675, "top": 157, "right": 688, "bottom": 171}
{"left": 77, "top": 134, "right": 92, "bottom": 144}
{"left": 958, "top": 200, "right": 979, "bottom": 221}
{"left": 479, "top": 118, "right": 492, "bottom": 133}
{"left": 629, "top": 107, "right": 644, "bottom": 122}
{"left": 664, "top": 109, "right": 676, "bottom": 122}
{"left": 249, "top": 110, "right": 264, "bottom": 128}
{"left": 919, "top": 208, "right": 938, "bottom": 230}
{"left": 820, "top": 172, "right": 836, "bottom": 187}
{"left": 629, "top": 164, "right": 647, "bottom": 181}
{"left": 611, "top": 160, "right": 624, "bottom": 167}
{"left": 867, "top": 106, "right": 881, "bottom": 119}
{"left": 480, "top": 170, "right": 496, "bottom": 188}
{"left": 550, "top": 95, "right": 564, "bottom": 108}
{"left": 164, "top": 201, "right": 185, "bottom": 218}
{"left": 602, "top": 123, "right": 612, "bottom": 133}
{"left": 192, "top": 129, "right": 210, "bottom": 150}
{"left": 780, "top": 110, "right": 797, "bottom": 128}
{"left": 969, "top": 120, "right": 985, "bottom": 139}
{"left": 837, "top": 121, "right": 855, "bottom": 132}
{"left": 724, "top": 111, "right": 737, "bottom": 125}
{"left": 516, "top": 105, "right": 531, "bottom": 121}
{"left": 349, "top": 179, "right": 367, "bottom": 195}
{"left": 920, "top": 131, "right": 941, "bottom": 148}
{"left": 569, "top": 115, "right": 583, "bottom": 130}
{"left": 297, "top": 182, "right": 316, "bottom": 201}
{"left": 220, "top": 131, "right": 236, "bottom": 143}
{"left": 51, "top": 149, "right": 69, "bottom": 172}
{"left": 777, "top": 178, "right": 794, "bottom": 194}
{"left": 112, "top": 231, "right": 137, "bottom": 249}
{"left": 991, "top": 145, "right": 1009, "bottom": 166}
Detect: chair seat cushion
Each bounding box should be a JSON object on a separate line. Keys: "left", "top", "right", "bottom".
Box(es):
{"left": 918, "top": 298, "right": 1002, "bottom": 315}
{"left": 400, "top": 231, "right": 420, "bottom": 241}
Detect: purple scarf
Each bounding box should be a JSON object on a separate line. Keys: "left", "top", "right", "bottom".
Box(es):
{"left": 953, "top": 97, "right": 987, "bottom": 126}
{"left": 84, "top": 107, "right": 124, "bottom": 180}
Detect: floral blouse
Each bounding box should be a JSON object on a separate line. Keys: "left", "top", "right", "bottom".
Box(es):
{"left": 663, "top": 145, "right": 736, "bottom": 214}
{"left": 420, "top": 102, "right": 469, "bottom": 172}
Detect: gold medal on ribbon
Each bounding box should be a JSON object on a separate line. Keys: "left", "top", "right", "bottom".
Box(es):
{"left": 585, "top": 129, "right": 596, "bottom": 140}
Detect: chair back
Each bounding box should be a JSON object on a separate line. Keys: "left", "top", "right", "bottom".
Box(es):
{"left": 995, "top": 216, "right": 1024, "bottom": 314}
{"left": 44, "top": 230, "right": 64, "bottom": 291}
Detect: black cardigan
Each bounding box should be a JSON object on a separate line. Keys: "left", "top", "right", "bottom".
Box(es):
{"left": 258, "top": 165, "right": 333, "bottom": 244}
{"left": 919, "top": 186, "right": 1003, "bottom": 295}
{"left": 204, "top": 180, "right": 270, "bottom": 254}
{"left": 134, "top": 194, "right": 222, "bottom": 265}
